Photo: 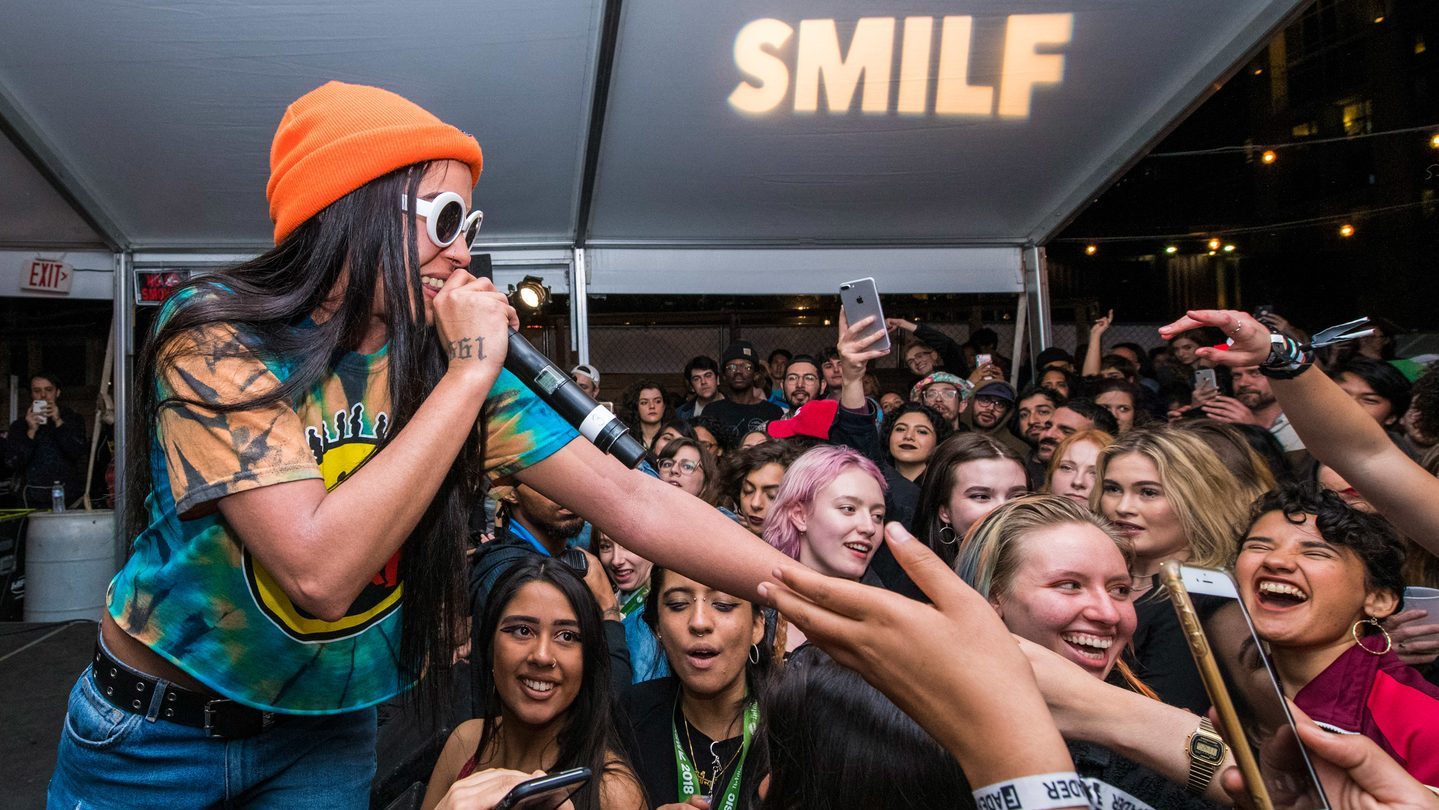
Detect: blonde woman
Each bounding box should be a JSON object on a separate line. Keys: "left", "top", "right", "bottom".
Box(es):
{"left": 954, "top": 495, "right": 1233, "bottom": 807}
{"left": 1093, "top": 427, "right": 1251, "bottom": 713}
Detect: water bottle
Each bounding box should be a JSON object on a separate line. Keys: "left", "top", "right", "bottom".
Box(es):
{"left": 51, "top": 481, "right": 65, "bottom": 512}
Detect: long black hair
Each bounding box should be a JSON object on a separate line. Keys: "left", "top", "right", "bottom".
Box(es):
{"left": 126, "top": 161, "right": 482, "bottom": 717}
{"left": 473, "top": 557, "right": 628, "bottom": 810}
{"left": 760, "top": 646, "right": 973, "bottom": 810}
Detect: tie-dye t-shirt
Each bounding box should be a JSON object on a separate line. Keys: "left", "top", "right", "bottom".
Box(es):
{"left": 107, "top": 313, "right": 576, "bottom": 713}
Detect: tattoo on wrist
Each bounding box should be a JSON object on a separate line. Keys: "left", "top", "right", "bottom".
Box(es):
{"left": 446, "top": 336, "right": 487, "bottom": 361}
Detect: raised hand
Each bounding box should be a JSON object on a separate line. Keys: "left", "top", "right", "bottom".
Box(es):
{"left": 1090, "top": 309, "right": 1114, "bottom": 336}
{"left": 1201, "top": 395, "right": 1260, "bottom": 426}
{"left": 758, "top": 523, "right": 1079, "bottom": 789}
{"left": 1159, "top": 310, "right": 1270, "bottom": 368}
{"left": 838, "top": 309, "right": 891, "bottom": 383}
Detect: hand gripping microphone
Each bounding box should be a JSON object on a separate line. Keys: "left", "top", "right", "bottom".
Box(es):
{"left": 504, "top": 330, "right": 645, "bottom": 468}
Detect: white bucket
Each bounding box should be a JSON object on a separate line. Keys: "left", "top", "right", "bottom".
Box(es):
{"left": 23, "top": 510, "right": 115, "bottom": 623}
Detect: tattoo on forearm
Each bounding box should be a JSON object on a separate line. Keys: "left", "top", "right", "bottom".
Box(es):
{"left": 446, "top": 336, "right": 486, "bottom": 361}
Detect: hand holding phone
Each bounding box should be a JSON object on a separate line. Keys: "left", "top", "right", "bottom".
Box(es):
{"left": 976, "top": 353, "right": 992, "bottom": 368}
{"left": 32, "top": 399, "right": 49, "bottom": 425}
{"left": 495, "top": 767, "right": 591, "bottom": 810}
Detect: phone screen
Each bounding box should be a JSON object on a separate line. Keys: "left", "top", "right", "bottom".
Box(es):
{"left": 1181, "top": 569, "right": 1328, "bottom": 809}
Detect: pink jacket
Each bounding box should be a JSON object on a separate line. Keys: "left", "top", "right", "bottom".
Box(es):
{"left": 1294, "top": 643, "right": 1439, "bottom": 785}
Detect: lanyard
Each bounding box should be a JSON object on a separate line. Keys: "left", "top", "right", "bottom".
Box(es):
{"left": 672, "top": 699, "right": 758, "bottom": 810}
{"left": 618, "top": 585, "right": 649, "bottom": 619}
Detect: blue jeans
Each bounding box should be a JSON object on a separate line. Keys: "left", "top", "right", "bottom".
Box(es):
{"left": 47, "top": 667, "right": 376, "bottom": 808}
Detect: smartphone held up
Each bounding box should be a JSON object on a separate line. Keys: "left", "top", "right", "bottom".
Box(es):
{"left": 839, "top": 277, "right": 891, "bottom": 353}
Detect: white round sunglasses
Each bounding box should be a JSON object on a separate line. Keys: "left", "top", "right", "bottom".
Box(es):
{"left": 400, "top": 191, "right": 484, "bottom": 248}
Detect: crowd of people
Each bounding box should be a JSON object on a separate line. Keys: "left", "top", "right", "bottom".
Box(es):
{"left": 44, "top": 81, "right": 1439, "bottom": 810}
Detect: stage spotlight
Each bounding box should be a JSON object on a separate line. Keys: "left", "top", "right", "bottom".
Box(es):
{"left": 510, "top": 275, "right": 551, "bottom": 311}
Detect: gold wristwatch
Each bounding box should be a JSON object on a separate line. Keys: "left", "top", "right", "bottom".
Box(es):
{"left": 1184, "top": 717, "right": 1226, "bottom": 796}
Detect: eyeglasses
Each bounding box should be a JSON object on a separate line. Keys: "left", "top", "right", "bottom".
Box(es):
{"left": 724, "top": 362, "right": 754, "bottom": 373}
{"left": 975, "top": 396, "right": 1009, "bottom": 408}
{"left": 658, "top": 459, "right": 700, "bottom": 476}
{"left": 922, "top": 388, "right": 960, "bottom": 402}
{"left": 400, "top": 191, "right": 484, "bottom": 248}
{"left": 784, "top": 373, "right": 819, "bottom": 384}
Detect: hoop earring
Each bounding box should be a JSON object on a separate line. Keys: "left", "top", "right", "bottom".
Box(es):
{"left": 749, "top": 644, "right": 760, "bottom": 665}
{"left": 1351, "top": 616, "right": 1392, "bottom": 656}
{"left": 939, "top": 524, "right": 957, "bottom": 545}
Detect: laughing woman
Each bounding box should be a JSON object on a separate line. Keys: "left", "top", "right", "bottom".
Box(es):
{"left": 595, "top": 531, "right": 669, "bottom": 684}
{"left": 1235, "top": 483, "right": 1439, "bottom": 785}
{"left": 956, "top": 495, "right": 1232, "bottom": 808}
{"left": 423, "top": 559, "right": 644, "bottom": 810}
{"left": 619, "top": 567, "right": 769, "bottom": 810}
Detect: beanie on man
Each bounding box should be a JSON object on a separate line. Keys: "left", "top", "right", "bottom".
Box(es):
{"left": 266, "top": 81, "right": 484, "bottom": 244}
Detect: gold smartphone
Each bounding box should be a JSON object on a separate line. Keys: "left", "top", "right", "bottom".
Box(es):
{"left": 1160, "top": 561, "right": 1329, "bottom": 810}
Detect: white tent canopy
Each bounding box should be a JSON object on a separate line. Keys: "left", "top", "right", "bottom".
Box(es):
{"left": 4, "top": 0, "right": 1304, "bottom": 282}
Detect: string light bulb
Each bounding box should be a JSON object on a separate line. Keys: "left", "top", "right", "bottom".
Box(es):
{"left": 1085, "top": 244, "right": 1098, "bottom": 256}
{"left": 1207, "top": 238, "right": 1221, "bottom": 251}
{"left": 1223, "top": 244, "right": 1236, "bottom": 253}
{"left": 1430, "top": 132, "right": 1439, "bottom": 149}
{"left": 1260, "top": 150, "right": 1277, "bottom": 164}
{"left": 1339, "top": 223, "right": 1355, "bottom": 238}
{"left": 1164, "top": 245, "right": 1179, "bottom": 255}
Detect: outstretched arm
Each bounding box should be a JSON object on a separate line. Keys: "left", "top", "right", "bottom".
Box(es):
{"left": 1160, "top": 310, "right": 1439, "bottom": 553}
{"left": 515, "top": 438, "right": 800, "bottom": 605}
{"left": 1020, "top": 637, "right": 1234, "bottom": 805}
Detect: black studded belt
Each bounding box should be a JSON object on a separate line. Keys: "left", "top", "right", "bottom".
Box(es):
{"left": 91, "top": 643, "right": 280, "bottom": 739}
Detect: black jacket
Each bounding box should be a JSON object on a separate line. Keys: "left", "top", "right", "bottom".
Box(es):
{"left": 3, "top": 407, "right": 87, "bottom": 496}
{"left": 617, "top": 677, "right": 765, "bottom": 809}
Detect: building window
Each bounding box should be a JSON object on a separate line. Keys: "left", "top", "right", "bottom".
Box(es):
{"left": 1339, "top": 98, "right": 1372, "bottom": 136}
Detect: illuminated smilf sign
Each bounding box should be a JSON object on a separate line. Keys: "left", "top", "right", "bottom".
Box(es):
{"left": 730, "top": 14, "right": 1073, "bottom": 118}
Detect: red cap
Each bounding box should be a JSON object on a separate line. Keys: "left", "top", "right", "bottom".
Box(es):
{"left": 766, "top": 399, "right": 839, "bottom": 440}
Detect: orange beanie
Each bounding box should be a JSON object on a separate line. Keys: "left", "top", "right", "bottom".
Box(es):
{"left": 266, "top": 81, "right": 484, "bottom": 244}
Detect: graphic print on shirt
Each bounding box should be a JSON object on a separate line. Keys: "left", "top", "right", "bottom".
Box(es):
{"left": 244, "top": 401, "right": 402, "bottom": 643}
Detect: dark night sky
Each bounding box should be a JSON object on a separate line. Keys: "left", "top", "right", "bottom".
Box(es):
{"left": 1052, "top": 0, "right": 1439, "bottom": 331}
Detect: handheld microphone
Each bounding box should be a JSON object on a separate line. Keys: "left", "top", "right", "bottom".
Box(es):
{"left": 503, "top": 330, "right": 645, "bottom": 468}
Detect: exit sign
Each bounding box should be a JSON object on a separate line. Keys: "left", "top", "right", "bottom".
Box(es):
{"left": 22, "top": 259, "right": 73, "bottom": 294}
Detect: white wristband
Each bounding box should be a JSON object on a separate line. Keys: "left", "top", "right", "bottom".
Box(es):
{"left": 972, "top": 772, "right": 1094, "bottom": 810}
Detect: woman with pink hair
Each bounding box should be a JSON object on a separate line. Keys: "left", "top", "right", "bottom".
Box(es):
{"left": 763, "top": 445, "right": 888, "bottom": 652}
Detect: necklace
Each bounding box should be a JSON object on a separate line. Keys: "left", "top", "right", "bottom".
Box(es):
{"left": 682, "top": 712, "right": 743, "bottom": 790}
{"left": 676, "top": 694, "right": 745, "bottom": 790}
